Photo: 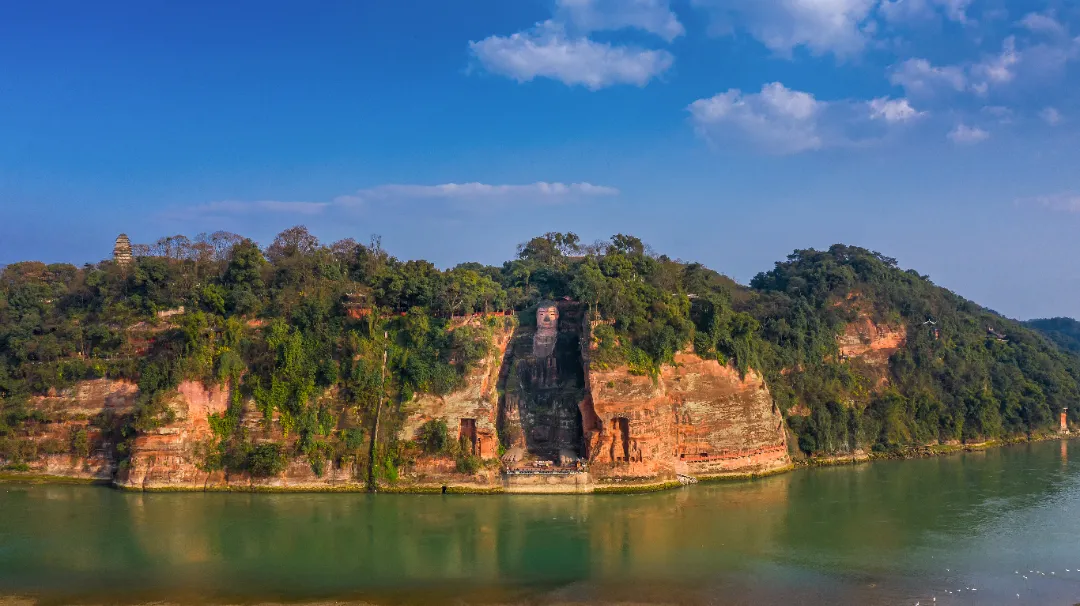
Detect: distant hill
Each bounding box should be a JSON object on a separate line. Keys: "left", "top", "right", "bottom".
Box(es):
{"left": 1026, "top": 317, "right": 1080, "bottom": 354}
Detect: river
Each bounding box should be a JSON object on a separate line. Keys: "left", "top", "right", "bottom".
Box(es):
{"left": 2, "top": 440, "right": 1079, "bottom": 605}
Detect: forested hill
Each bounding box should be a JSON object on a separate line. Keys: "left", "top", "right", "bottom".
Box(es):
{"left": 1026, "top": 318, "right": 1080, "bottom": 354}
{"left": 1, "top": 229, "right": 1077, "bottom": 467}
{"left": 746, "top": 246, "right": 1079, "bottom": 453}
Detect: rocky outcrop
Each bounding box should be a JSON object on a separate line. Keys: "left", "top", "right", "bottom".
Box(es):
{"left": 584, "top": 351, "right": 790, "bottom": 483}
{"left": 115, "top": 381, "right": 230, "bottom": 490}
{"left": 9, "top": 379, "right": 138, "bottom": 480}
{"left": 837, "top": 317, "right": 906, "bottom": 368}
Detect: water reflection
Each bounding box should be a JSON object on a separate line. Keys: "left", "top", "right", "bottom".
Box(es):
{"left": 1, "top": 440, "right": 1078, "bottom": 605}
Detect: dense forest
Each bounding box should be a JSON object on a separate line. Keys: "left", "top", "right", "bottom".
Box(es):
{"left": 2, "top": 228, "right": 1078, "bottom": 477}
{"left": 1027, "top": 317, "right": 1080, "bottom": 354}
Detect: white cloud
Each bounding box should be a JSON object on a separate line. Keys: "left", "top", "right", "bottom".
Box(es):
{"left": 868, "top": 97, "right": 925, "bottom": 122}
{"left": 947, "top": 124, "right": 989, "bottom": 144}
{"left": 890, "top": 58, "right": 967, "bottom": 96}
{"left": 892, "top": 37, "right": 1031, "bottom": 98}
{"left": 1039, "top": 107, "right": 1063, "bottom": 125}
{"left": 556, "top": 0, "right": 684, "bottom": 42}
{"left": 689, "top": 83, "right": 924, "bottom": 154}
{"left": 470, "top": 1, "right": 681, "bottom": 89}
{"left": 688, "top": 83, "right": 827, "bottom": 154}
{"left": 691, "top": 0, "right": 877, "bottom": 57}
{"left": 971, "top": 36, "right": 1020, "bottom": 89}
{"left": 1019, "top": 193, "right": 1080, "bottom": 213}
{"left": 469, "top": 20, "right": 673, "bottom": 89}
{"left": 880, "top": 0, "right": 973, "bottom": 24}
{"left": 1019, "top": 12, "right": 1067, "bottom": 37}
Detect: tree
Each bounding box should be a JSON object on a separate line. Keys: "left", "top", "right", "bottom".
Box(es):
{"left": 266, "top": 225, "right": 319, "bottom": 262}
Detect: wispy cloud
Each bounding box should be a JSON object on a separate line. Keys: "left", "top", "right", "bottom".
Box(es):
{"left": 1019, "top": 12, "right": 1067, "bottom": 38}
{"left": 947, "top": 124, "right": 989, "bottom": 144}
{"left": 889, "top": 58, "right": 968, "bottom": 97}
{"left": 336, "top": 182, "right": 620, "bottom": 206}
{"left": 970, "top": 36, "right": 1020, "bottom": 92}
{"left": 1040, "top": 107, "right": 1063, "bottom": 125}
{"left": 556, "top": 0, "right": 684, "bottom": 42}
{"left": 880, "top": 0, "right": 973, "bottom": 24}
{"left": 1018, "top": 192, "right": 1080, "bottom": 213}
{"left": 892, "top": 32, "right": 1080, "bottom": 100}
{"left": 469, "top": 21, "right": 673, "bottom": 90}
{"left": 691, "top": 0, "right": 877, "bottom": 58}
{"left": 181, "top": 200, "right": 331, "bottom": 217}
{"left": 890, "top": 37, "right": 1019, "bottom": 99}
{"left": 171, "top": 182, "right": 620, "bottom": 219}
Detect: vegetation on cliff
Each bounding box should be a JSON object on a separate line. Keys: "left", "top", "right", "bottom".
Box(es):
{"left": 2, "top": 229, "right": 1078, "bottom": 474}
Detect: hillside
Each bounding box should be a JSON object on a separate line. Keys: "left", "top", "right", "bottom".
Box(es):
{"left": 745, "top": 245, "right": 1079, "bottom": 454}
{"left": 1, "top": 230, "right": 1077, "bottom": 485}
{"left": 1027, "top": 317, "right": 1080, "bottom": 354}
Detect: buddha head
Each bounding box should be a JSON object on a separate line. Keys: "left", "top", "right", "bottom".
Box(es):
{"left": 536, "top": 302, "right": 558, "bottom": 330}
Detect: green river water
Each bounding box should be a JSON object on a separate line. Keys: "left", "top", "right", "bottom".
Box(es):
{"left": 2, "top": 440, "right": 1080, "bottom": 605}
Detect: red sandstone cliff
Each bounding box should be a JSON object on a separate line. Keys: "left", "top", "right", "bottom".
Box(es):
{"left": 395, "top": 318, "right": 515, "bottom": 488}
{"left": 837, "top": 317, "right": 906, "bottom": 367}
{"left": 583, "top": 347, "right": 791, "bottom": 482}
{"left": 13, "top": 379, "right": 137, "bottom": 480}
{"left": 833, "top": 293, "right": 907, "bottom": 391}
{"left": 5, "top": 316, "right": 792, "bottom": 491}
{"left": 115, "top": 380, "right": 230, "bottom": 490}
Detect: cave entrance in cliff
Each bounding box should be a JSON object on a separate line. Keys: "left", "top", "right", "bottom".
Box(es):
{"left": 459, "top": 418, "right": 478, "bottom": 455}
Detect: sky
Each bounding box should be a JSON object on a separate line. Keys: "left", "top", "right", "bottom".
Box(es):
{"left": 1, "top": 0, "right": 1078, "bottom": 319}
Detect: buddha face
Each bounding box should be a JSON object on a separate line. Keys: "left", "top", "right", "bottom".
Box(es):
{"left": 537, "top": 304, "right": 558, "bottom": 329}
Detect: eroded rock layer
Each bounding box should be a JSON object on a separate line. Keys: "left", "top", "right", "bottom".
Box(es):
{"left": 584, "top": 349, "right": 790, "bottom": 482}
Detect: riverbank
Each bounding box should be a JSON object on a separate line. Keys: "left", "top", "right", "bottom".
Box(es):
{"left": 3, "top": 432, "right": 1074, "bottom": 493}
{"left": 798, "top": 431, "right": 1075, "bottom": 469}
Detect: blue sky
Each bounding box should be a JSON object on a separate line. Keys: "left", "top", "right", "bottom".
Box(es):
{"left": 1, "top": 0, "right": 1078, "bottom": 319}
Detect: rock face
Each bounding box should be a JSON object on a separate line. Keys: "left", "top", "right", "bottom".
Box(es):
{"left": 396, "top": 317, "right": 515, "bottom": 488}
{"left": 838, "top": 317, "right": 907, "bottom": 368}
{"left": 13, "top": 379, "right": 138, "bottom": 480}
{"left": 5, "top": 307, "right": 793, "bottom": 491}
{"left": 835, "top": 308, "right": 907, "bottom": 394}
{"left": 116, "top": 381, "right": 230, "bottom": 490}
{"left": 584, "top": 348, "right": 790, "bottom": 482}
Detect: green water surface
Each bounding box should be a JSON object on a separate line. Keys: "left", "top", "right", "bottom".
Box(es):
{"left": 2, "top": 440, "right": 1080, "bottom": 605}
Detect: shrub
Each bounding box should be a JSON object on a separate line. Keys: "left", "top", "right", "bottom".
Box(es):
{"left": 70, "top": 427, "right": 91, "bottom": 458}
{"left": 247, "top": 443, "right": 288, "bottom": 477}
{"left": 417, "top": 419, "right": 449, "bottom": 454}
{"left": 456, "top": 453, "right": 482, "bottom": 475}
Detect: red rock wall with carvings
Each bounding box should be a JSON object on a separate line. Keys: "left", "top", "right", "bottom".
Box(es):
{"left": 584, "top": 338, "right": 790, "bottom": 481}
